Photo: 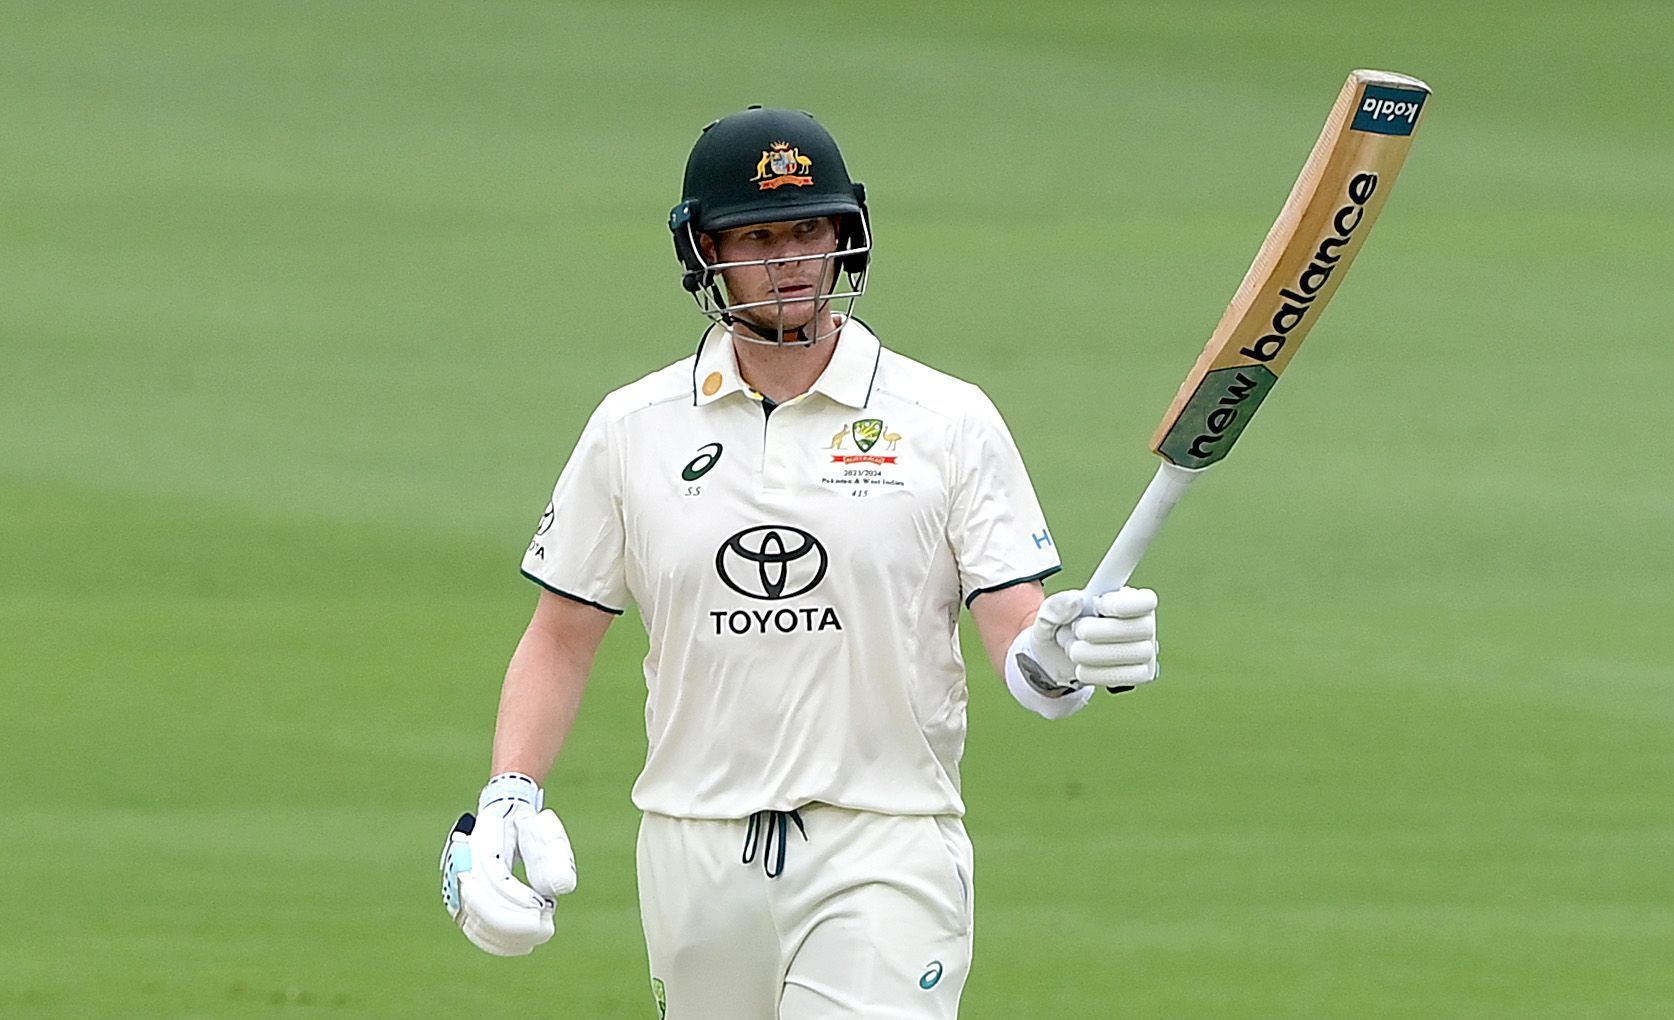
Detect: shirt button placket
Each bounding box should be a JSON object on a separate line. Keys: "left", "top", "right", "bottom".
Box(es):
{"left": 759, "top": 401, "right": 800, "bottom": 499}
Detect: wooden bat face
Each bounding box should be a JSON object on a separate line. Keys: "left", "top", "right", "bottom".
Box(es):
{"left": 1152, "top": 70, "right": 1430, "bottom": 470}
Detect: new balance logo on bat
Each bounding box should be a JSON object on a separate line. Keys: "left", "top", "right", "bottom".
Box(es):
{"left": 1157, "top": 168, "right": 1380, "bottom": 470}
{"left": 1185, "top": 370, "right": 1265, "bottom": 462}
{"left": 1157, "top": 364, "right": 1277, "bottom": 469}
{"left": 1239, "top": 171, "right": 1378, "bottom": 365}
{"left": 1352, "top": 85, "right": 1427, "bottom": 135}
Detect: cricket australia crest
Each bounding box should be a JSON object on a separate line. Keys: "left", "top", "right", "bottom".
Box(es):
{"left": 826, "top": 418, "right": 901, "bottom": 464}
{"left": 752, "top": 142, "right": 814, "bottom": 190}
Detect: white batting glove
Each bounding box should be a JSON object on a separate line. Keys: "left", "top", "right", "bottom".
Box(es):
{"left": 1065, "top": 587, "right": 1160, "bottom": 689}
{"left": 1005, "top": 587, "right": 1160, "bottom": 719}
{"left": 439, "top": 773, "right": 577, "bottom": 956}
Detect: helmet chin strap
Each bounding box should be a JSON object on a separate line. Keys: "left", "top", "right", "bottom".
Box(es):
{"left": 726, "top": 315, "right": 808, "bottom": 348}
{"left": 721, "top": 304, "right": 841, "bottom": 349}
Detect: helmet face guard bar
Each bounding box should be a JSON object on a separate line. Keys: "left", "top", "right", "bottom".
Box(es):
{"left": 669, "top": 185, "right": 871, "bottom": 347}
{"left": 677, "top": 216, "right": 870, "bottom": 347}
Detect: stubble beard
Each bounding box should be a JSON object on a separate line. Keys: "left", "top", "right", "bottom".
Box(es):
{"left": 730, "top": 279, "right": 835, "bottom": 343}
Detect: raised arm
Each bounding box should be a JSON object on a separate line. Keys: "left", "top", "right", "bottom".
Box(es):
{"left": 971, "top": 580, "right": 1161, "bottom": 720}
{"left": 968, "top": 581, "right": 1045, "bottom": 676}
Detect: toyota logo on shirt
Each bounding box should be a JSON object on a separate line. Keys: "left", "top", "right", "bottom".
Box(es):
{"left": 715, "top": 525, "right": 828, "bottom": 600}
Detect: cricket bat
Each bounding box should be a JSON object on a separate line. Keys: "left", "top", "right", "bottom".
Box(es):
{"left": 1087, "top": 70, "right": 1431, "bottom": 643}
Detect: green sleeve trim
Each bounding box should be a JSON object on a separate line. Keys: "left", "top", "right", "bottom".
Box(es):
{"left": 964, "top": 564, "right": 1062, "bottom": 608}
{"left": 521, "top": 570, "right": 626, "bottom": 616}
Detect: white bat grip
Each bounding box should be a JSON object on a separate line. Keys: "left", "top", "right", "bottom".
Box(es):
{"left": 1084, "top": 461, "right": 1204, "bottom": 606}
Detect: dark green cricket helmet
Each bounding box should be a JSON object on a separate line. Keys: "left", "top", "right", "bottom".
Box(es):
{"left": 669, "top": 106, "right": 871, "bottom": 299}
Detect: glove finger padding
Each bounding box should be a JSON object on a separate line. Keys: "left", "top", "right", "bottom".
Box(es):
{"left": 446, "top": 798, "right": 560, "bottom": 957}
{"left": 1090, "top": 587, "right": 1157, "bottom": 619}
{"left": 518, "top": 809, "right": 578, "bottom": 899}
{"left": 1070, "top": 638, "right": 1157, "bottom": 668}
{"left": 457, "top": 839, "right": 556, "bottom": 956}
{"left": 1071, "top": 615, "right": 1154, "bottom": 643}
{"left": 457, "top": 870, "right": 555, "bottom": 956}
{"left": 1077, "top": 661, "right": 1158, "bottom": 686}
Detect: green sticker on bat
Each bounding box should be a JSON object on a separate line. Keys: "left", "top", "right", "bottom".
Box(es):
{"left": 1156, "top": 365, "right": 1278, "bottom": 469}
{"left": 1351, "top": 84, "right": 1427, "bottom": 135}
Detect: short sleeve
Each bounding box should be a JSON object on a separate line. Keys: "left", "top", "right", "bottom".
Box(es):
{"left": 519, "top": 403, "right": 629, "bottom": 614}
{"left": 947, "top": 388, "right": 1061, "bottom": 607}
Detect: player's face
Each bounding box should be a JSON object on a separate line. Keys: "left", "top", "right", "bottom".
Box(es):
{"left": 703, "top": 217, "right": 840, "bottom": 333}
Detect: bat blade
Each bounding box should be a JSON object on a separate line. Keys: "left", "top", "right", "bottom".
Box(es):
{"left": 1150, "top": 69, "right": 1431, "bottom": 470}
{"left": 1086, "top": 70, "right": 1431, "bottom": 609}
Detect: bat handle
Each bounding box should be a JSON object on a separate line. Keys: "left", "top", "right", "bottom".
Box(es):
{"left": 1086, "top": 460, "right": 1204, "bottom": 601}
{"left": 1084, "top": 460, "right": 1204, "bottom": 693}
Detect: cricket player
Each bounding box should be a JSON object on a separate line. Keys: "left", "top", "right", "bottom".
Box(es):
{"left": 439, "top": 107, "right": 1162, "bottom": 1018}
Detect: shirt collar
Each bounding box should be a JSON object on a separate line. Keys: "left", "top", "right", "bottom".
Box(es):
{"left": 692, "top": 324, "right": 749, "bottom": 406}
{"left": 691, "top": 317, "right": 882, "bottom": 410}
{"left": 808, "top": 317, "right": 882, "bottom": 409}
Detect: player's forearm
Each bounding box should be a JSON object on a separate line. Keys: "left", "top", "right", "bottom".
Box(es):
{"left": 969, "top": 582, "right": 1047, "bottom": 675}
{"left": 983, "top": 608, "right": 1040, "bottom": 676}
{"left": 489, "top": 595, "right": 612, "bottom": 782}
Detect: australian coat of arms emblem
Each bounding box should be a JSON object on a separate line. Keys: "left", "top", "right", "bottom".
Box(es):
{"left": 752, "top": 142, "right": 814, "bottom": 190}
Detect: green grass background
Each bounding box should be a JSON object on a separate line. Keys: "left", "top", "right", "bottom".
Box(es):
{"left": 4, "top": 1, "right": 1671, "bottom": 1016}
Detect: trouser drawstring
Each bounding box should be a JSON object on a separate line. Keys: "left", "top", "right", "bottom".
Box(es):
{"left": 741, "top": 808, "right": 807, "bottom": 879}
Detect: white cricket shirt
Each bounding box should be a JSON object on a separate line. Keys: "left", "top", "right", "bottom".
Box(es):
{"left": 521, "top": 318, "right": 1060, "bottom": 818}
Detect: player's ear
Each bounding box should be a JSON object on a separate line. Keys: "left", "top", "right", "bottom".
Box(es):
{"left": 698, "top": 232, "right": 718, "bottom": 262}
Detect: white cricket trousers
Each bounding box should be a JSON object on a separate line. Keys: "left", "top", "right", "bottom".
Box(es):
{"left": 636, "top": 803, "right": 974, "bottom": 1019}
